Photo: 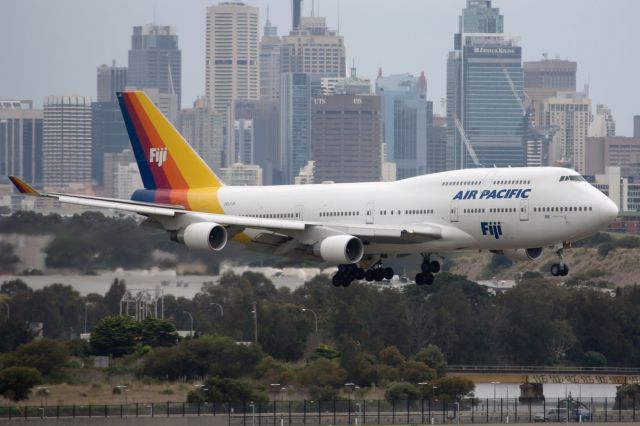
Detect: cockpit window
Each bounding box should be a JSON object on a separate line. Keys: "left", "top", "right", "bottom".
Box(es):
{"left": 560, "top": 175, "right": 586, "bottom": 182}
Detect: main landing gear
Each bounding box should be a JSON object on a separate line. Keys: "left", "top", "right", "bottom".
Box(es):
{"left": 415, "top": 254, "right": 440, "bottom": 286}
{"left": 331, "top": 262, "right": 394, "bottom": 287}
{"left": 550, "top": 243, "right": 570, "bottom": 277}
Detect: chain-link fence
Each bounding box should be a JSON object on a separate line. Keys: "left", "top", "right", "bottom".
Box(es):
{"left": 1, "top": 397, "right": 639, "bottom": 423}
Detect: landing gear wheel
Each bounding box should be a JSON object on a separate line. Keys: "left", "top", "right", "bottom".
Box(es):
{"left": 415, "top": 273, "right": 426, "bottom": 286}
{"left": 332, "top": 274, "right": 344, "bottom": 287}
{"left": 560, "top": 264, "right": 569, "bottom": 276}
{"left": 424, "top": 272, "right": 435, "bottom": 285}
{"left": 550, "top": 243, "right": 570, "bottom": 277}
{"left": 429, "top": 261, "right": 441, "bottom": 274}
{"left": 374, "top": 268, "right": 385, "bottom": 282}
{"left": 355, "top": 268, "right": 365, "bottom": 280}
{"left": 365, "top": 269, "right": 375, "bottom": 282}
{"left": 550, "top": 264, "right": 561, "bottom": 277}
{"left": 383, "top": 267, "right": 394, "bottom": 280}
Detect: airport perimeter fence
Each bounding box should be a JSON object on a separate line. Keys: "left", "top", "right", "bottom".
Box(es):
{"left": 2, "top": 397, "right": 640, "bottom": 423}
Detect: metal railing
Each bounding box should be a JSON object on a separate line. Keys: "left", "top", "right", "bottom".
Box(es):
{"left": 447, "top": 365, "right": 640, "bottom": 374}
{"left": 1, "top": 397, "right": 639, "bottom": 423}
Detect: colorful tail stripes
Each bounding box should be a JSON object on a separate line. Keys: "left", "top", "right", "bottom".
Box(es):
{"left": 8, "top": 176, "right": 39, "bottom": 195}
{"left": 117, "top": 91, "right": 223, "bottom": 190}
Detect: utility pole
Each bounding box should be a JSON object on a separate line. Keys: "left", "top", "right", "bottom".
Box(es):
{"left": 252, "top": 302, "right": 258, "bottom": 344}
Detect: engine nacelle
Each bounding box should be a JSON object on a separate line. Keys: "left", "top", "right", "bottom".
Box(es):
{"left": 499, "top": 247, "right": 544, "bottom": 262}
{"left": 172, "top": 222, "right": 228, "bottom": 251}
{"left": 314, "top": 235, "right": 364, "bottom": 264}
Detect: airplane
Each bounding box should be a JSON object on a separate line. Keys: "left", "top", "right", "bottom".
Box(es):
{"left": 9, "top": 91, "right": 619, "bottom": 287}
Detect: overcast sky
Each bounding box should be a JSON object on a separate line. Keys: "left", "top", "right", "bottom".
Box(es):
{"left": 2, "top": 0, "right": 638, "bottom": 135}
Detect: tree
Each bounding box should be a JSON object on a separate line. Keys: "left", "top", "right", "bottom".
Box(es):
{"left": 414, "top": 345, "right": 448, "bottom": 378}
{"left": 104, "top": 279, "right": 126, "bottom": 315}
{"left": 12, "top": 338, "right": 68, "bottom": 376}
{"left": 0, "top": 279, "right": 32, "bottom": 298}
{"left": 141, "top": 317, "right": 178, "bottom": 347}
{"left": 91, "top": 315, "right": 141, "bottom": 357}
{"left": 583, "top": 350, "right": 607, "bottom": 367}
{"left": 0, "top": 367, "right": 42, "bottom": 402}
{"left": 378, "top": 346, "right": 405, "bottom": 367}
{"left": 0, "top": 319, "right": 33, "bottom": 352}
{"left": 0, "top": 242, "right": 20, "bottom": 273}
{"left": 385, "top": 382, "right": 421, "bottom": 401}
{"left": 398, "top": 361, "right": 436, "bottom": 383}
{"left": 198, "top": 377, "right": 268, "bottom": 403}
{"left": 546, "top": 319, "right": 577, "bottom": 363}
{"left": 433, "top": 377, "right": 475, "bottom": 401}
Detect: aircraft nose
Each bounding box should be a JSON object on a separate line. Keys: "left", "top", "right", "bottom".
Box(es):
{"left": 599, "top": 196, "right": 619, "bottom": 225}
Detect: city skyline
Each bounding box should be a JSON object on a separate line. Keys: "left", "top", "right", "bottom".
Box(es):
{"left": 2, "top": 0, "right": 639, "bottom": 136}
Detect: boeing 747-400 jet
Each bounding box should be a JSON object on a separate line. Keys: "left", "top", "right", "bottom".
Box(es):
{"left": 9, "top": 91, "right": 619, "bottom": 287}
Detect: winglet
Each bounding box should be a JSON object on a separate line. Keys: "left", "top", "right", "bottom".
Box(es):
{"left": 8, "top": 176, "right": 40, "bottom": 196}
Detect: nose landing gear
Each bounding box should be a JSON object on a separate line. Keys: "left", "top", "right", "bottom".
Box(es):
{"left": 550, "top": 243, "right": 570, "bottom": 277}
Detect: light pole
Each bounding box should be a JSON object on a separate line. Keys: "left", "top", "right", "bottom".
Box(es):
{"left": 250, "top": 401, "right": 256, "bottom": 426}
{"left": 36, "top": 386, "right": 49, "bottom": 407}
{"left": 301, "top": 308, "right": 318, "bottom": 333}
{"left": 210, "top": 302, "right": 224, "bottom": 317}
{"left": 251, "top": 302, "right": 258, "bottom": 344}
{"left": 183, "top": 311, "right": 194, "bottom": 337}
{"left": 84, "top": 302, "right": 94, "bottom": 334}
{"left": 491, "top": 381, "right": 500, "bottom": 412}
{"left": 270, "top": 383, "right": 281, "bottom": 401}
{"left": 116, "top": 385, "right": 128, "bottom": 413}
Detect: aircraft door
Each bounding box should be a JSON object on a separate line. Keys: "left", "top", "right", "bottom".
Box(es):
{"left": 366, "top": 202, "right": 375, "bottom": 224}
{"left": 519, "top": 199, "right": 529, "bottom": 221}
{"left": 450, "top": 201, "right": 459, "bottom": 222}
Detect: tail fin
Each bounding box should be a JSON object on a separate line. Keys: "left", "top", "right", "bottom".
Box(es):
{"left": 117, "top": 91, "right": 223, "bottom": 190}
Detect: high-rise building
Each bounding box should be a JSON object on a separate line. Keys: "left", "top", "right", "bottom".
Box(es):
{"left": 281, "top": 16, "right": 346, "bottom": 77}
{"left": 103, "top": 150, "right": 137, "bottom": 198}
{"left": 635, "top": 116, "right": 640, "bottom": 139}
{"left": 178, "top": 97, "right": 225, "bottom": 173}
{"left": 43, "top": 96, "right": 92, "bottom": 188}
{"left": 97, "top": 62, "right": 128, "bottom": 103}
{"left": 260, "top": 13, "right": 282, "bottom": 101}
{"left": 376, "top": 72, "right": 431, "bottom": 179}
{"left": 322, "top": 67, "right": 371, "bottom": 96}
{"left": 589, "top": 104, "right": 616, "bottom": 137}
{"left": 219, "top": 163, "right": 262, "bottom": 186}
{"left": 127, "top": 25, "right": 181, "bottom": 121}
{"left": 311, "top": 94, "right": 382, "bottom": 183}
{"left": 429, "top": 115, "right": 448, "bottom": 174}
{"left": 92, "top": 62, "right": 130, "bottom": 187}
{"left": 0, "top": 101, "right": 43, "bottom": 187}
{"left": 459, "top": 0, "right": 504, "bottom": 33}
{"left": 447, "top": 35, "right": 525, "bottom": 169}
{"left": 206, "top": 2, "right": 260, "bottom": 114}
{"left": 541, "top": 91, "right": 591, "bottom": 173}
{"left": 585, "top": 136, "right": 640, "bottom": 180}
{"left": 524, "top": 59, "right": 576, "bottom": 101}
{"left": 235, "top": 100, "right": 281, "bottom": 185}
{"left": 280, "top": 72, "right": 322, "bottom": 183}
{"left": 233, "top": 119, "right": 254, "bottom": 165}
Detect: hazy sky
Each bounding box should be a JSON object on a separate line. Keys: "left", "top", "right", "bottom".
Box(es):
{"left": 2, "top": 0, "right": 638, "bottom": 135}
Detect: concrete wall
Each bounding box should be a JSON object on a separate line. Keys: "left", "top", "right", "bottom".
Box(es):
{"left": 2, "top": 416, "right": 228, "bottom": 425}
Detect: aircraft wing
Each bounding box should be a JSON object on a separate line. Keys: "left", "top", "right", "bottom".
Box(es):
{"left": 9, "top": 176, "right": 442, "bottom": 244}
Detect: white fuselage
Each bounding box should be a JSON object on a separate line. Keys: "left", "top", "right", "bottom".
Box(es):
{"left": 216, "top": 167, "right": 618, "bottom": 256}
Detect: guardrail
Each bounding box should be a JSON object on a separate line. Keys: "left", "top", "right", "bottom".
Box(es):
{"left": 1, "top": 397, "right": 640, "bottom": 423}
{"left": 448, "top": 365, "right": 640, "bottom": 374}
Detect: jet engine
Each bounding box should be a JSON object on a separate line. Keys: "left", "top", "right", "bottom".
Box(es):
{"left": 171, "top": 222, "right": 228, "bottom": 251}
{"left": 499, "top": 247, "right": 544, "bottom": 262}
{"left": 314, "top": 235, "right": 364, "bottom": 264}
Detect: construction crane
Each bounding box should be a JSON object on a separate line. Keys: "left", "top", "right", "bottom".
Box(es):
{"left": 454, "top": 114, "right": 481, "bottom": 167}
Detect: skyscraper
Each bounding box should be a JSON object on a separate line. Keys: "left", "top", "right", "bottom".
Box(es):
{"left": 97, "top": 62, "right": 128, "bottom": 103}
{"left": 178, "top": 97, "right": 225, "bottom": 173}
{"left": 0, "top": 101, "right": 43, "bottom": 187}
{"left": 311, "top": 94, "right": 382, "bottom": 183}
{"left": 280, "top": 16, "right": 346, "bottom": 77}
{"left": 447, "top": 1, "right": 525, "bottom": 169}
{"left": 92, "top": 63, "right": 130, "bottom": 186}
{"left": 589, "top": 104, "right": 616, "bottom": 137}
{"left": 43, "top": 96, "right": 92, "bottom": 188}
{"left": 280, "top": 72, "right": 322, "bottom": 183}
{"left": 523, "top": 58, "right": 577, "bottom": 126}
{"left": 540, "top": 91, "right": 591, "bottom": 173}
{"left": 205, "top": 2, "right": 260, "bottom": 114}
{"left": 260, "top": 12, "right": 282, "bottom": 101}
{"left": 127, "top": 25, "right": 181, "bottom": 120}
{"left": 234, "top": 100, "right": 281, "bottom": 185}
{"left": 635, "top": 116, "right": 640, "bottom": 138}
{"left": 376, "top": 72, "right": 431, "bottom": 179}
